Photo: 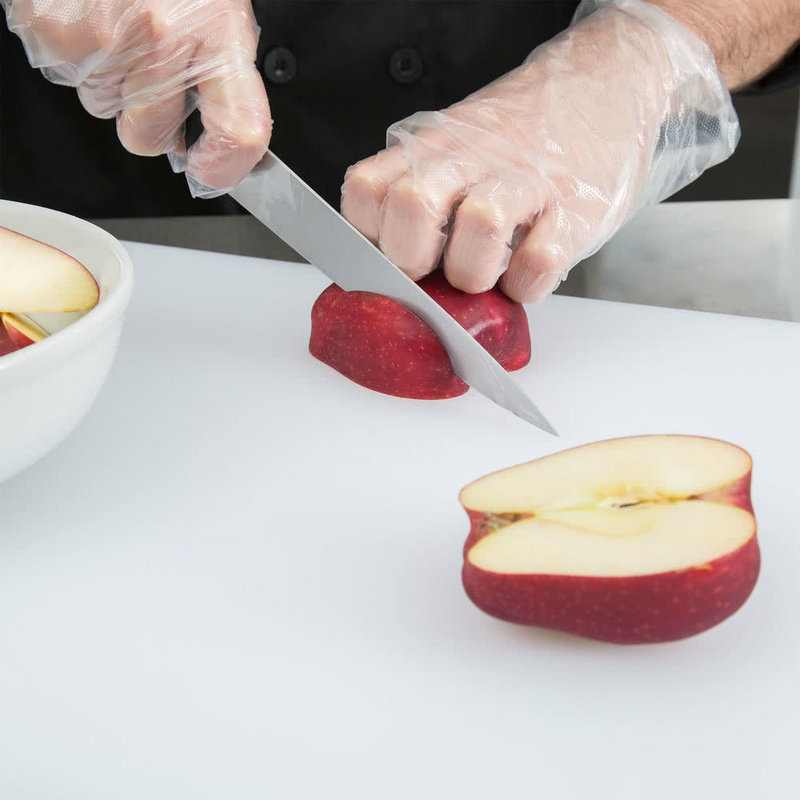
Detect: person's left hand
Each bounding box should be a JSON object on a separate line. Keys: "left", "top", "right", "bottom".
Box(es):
{"left": 341, "top": 0, "right": 738, "bottom": 303}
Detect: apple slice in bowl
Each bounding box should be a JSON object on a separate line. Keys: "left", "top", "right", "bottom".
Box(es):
{"left": 2, "top": 312, "right": 49, "bottom": 350}
{"left": 460, "top": 435, "right": 759, "bottom": 644}
{"left": 0, "top": 223, "right": 101, "bottom": 357}
{"left": 0, "top": 225, "right": 99, "bottom": 313}
{"left": 0, "top": 320, "right": 17, "bottom": 357}
{"left": 0, "top": 200, "right": 133, "bottom": 484}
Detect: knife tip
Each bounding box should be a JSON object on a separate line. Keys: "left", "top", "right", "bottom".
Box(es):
{"left": 510, "top": 403, "right": 558, "bottom": 436}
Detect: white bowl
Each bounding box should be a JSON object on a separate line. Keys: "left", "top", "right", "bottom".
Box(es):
{"left": 0, "top": 200, "right": 134, "bottom": 483}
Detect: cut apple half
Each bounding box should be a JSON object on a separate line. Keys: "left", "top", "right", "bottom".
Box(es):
{"left": 0, "top": 225, "right": 99, "bottom": 313}
{"left": 460, "top": 435, "right": 759, "bottom": 644}
{"left": 2, "top": 312, "right": 49, "bottom": 350}
{"left": 309, "top": 270, "right": 531, "bottom": 400}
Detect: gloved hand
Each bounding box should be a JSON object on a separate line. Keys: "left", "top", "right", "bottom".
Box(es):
{"left": 1, "top": 0, "right": 270, "bottom": 196}
{"left": 342, "top": 0, "right": 739, "bottom": 302}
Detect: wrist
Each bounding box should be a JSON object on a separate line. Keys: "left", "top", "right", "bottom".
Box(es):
{"left": 644, "top": 0, "right": 800, "bottom": 91}
{"left": 572, "top": 0, "right": 740, "bottom": 206}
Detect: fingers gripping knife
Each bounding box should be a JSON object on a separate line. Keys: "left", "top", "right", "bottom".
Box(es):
{"left": 230, "top": 151, "right": 557, "bottom": 434}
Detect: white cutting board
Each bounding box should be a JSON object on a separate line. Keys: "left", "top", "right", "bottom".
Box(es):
{"left": 1, "top": 242, "right": 798, "bottom": 799}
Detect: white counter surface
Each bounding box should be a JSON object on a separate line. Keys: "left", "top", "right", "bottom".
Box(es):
{"left": 0, "top": 242, "right": 798, "bottom": 799}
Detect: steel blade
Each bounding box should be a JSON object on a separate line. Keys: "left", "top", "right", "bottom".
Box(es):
{"left": 230, "top": 152, "right": 556, "bottom": 434}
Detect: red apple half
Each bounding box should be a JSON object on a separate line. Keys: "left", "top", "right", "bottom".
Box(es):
{"left": 0, "top": 226, "right": 99, "bottom": 313}
{"left": 309, "top": 270, "right": 531, "bottom": 399}
{"left": 460, "top": 435, "right": 759, "bottom": 644}
{"left": 2, "top": 312, "right": 49, "bottom": 350}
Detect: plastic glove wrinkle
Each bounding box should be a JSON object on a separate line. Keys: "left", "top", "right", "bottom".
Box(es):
{"left": 2, "top": 0, "right": 270, "bottom": 196}
{"left": 342, "top": 0, "right": 738, "bottom": 302}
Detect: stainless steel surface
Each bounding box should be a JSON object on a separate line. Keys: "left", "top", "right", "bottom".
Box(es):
{"left": 89, "top": 215, "right": 305, "bottom": 262}
{"left": 229, "top": 151, "right": 555, "bottom": 434}
{"left": 572, "top": 199, "right": 800, "bottom": 321}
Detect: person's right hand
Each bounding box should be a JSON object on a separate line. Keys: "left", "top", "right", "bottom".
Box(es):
{"left": 2, "top": 0, "right": 271, "bottom": 196}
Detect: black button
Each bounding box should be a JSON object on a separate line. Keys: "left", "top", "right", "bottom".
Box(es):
{"left": 388, "top": 47, "right": 424, "bottom": 84}
{"left": 263, "top": 47, "right": 297, "bottom": 85}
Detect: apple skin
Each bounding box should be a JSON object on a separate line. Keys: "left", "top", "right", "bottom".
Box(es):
{"left": 3, "top": 320, "right": 35, "bottom": 350}
{"left": 693, "top": 472, "right": 753, "bottom": 513}
{"left": 461, "top": 457, "right": 760, "bottom": 645}
{"left": 0, "top": 323, "right": 17, "bottom": 357}
{"left": 309, "top": 270, "right": 531, "bottom": 399}
{"left": 462, "top": 537, "right": 760, "bottom": 645}
{"left": 2, "top": 312, "right": 49, "bottom": 351}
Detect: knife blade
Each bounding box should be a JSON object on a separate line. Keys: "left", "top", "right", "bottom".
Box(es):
{"left": 230, "top": 151, "right": 556, "bottom": 435}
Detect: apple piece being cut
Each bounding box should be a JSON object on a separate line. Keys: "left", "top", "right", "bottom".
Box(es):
{"left": 460, "top": 435, "right": 759, "bottom": 644}
{"left": 0, "top": 226, "right": 99, "bottom": 313}
{"left": 2, "top": 312, "right": 49, "bottom": 350}
{"left": 309, "top": 270, "right": 531, "bottom": 399}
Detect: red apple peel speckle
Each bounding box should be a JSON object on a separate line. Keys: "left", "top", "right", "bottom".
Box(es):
{"left": 309, "top": 271, "right": 531, "bottom": 400}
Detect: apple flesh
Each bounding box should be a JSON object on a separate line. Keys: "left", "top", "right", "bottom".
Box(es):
{"left": 0, "top": 226, "right": 99, "bottom": 313}
{"left": 309, "top": 270, "right": 531, "bottom": 399}
{"left": 460, "top": 435, "right": 759, "bottom": 644}
{"left": 2, "top": 312, "right": 48, "bottom": 350}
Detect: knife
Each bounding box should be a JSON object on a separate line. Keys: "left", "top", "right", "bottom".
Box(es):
{"left": 230, "top": 151, "right": 556, "bottom": 435}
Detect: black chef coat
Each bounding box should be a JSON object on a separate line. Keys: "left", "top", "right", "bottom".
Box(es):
{"left": 1, "top": 1, "right": 797, "bottom": 218}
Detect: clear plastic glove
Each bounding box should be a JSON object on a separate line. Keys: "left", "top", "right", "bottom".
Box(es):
{"left": 341, "top": 0, "right": 739, "bottom": 302}
{"left": 1, "top": 0, "right": 271, "bottom": 196}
